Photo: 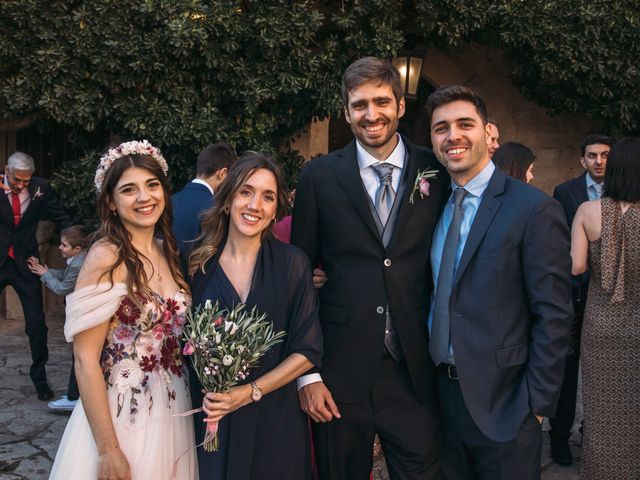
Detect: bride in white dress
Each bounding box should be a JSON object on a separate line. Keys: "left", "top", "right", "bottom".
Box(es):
{"left": 50, "top": 141, "right": 197, "bottom": 479}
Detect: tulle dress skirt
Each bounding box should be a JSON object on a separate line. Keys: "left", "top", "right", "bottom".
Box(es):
{"left": 49, "top": 371, "right": 197, "bottom": 479}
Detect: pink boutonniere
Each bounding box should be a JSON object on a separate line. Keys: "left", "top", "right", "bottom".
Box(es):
{"left": 409, "top": 168, "right": 439, "bottom": 204}
{"left": 32, "top": 187, "right": 44, "bottom": 200}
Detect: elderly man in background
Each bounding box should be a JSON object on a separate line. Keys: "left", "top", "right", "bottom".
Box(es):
{"left": 1, "top": 152, "right": 72, "bottom": 401}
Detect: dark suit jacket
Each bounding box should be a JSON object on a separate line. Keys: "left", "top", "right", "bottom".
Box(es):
{"left": 171, "top": 181, "right": 214, "bottom": 253}
{"left": 0, "top": 177, "right": 72, "bottom": 277}
{"left": 449, "top": 169, "right": 573, "bottom": 442}
{"left": 553, "top": 173, "right": 590, "bottom": 307}
{"left": 291, "top": 137, "right": 449, "bottom": 404}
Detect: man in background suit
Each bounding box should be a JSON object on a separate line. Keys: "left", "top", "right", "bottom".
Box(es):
{"left": 426, "top": 85, "right": 573, "bottom": 479}
{"left": 292, "top": 57, "right": 447, "bottom": 480}
{"left": 171, "top": 142, "right": 237, "bottom": 251}
{"left": 487, "top": 117, "right": 500, "bottom": 158}
{"left": 549, "top": 133, "right": 613, "bottom": 465}
{"left": 0, "top": 151, "right": 72, "bottom": 400}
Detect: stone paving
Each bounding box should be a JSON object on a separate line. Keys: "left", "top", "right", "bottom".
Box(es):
{"left": 0, "top": 310, "right": 581, "bottom": 479}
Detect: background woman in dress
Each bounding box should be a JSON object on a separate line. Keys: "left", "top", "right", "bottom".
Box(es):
{"left": 492, "top": 141, "right": 536, "bottom": 183}
{"left": 188, "top": 153, "right": 322, "bottom": 479}
{"left": 50, "top": 143, "right": 197, "bottom": 479}
{"left": 571, "top": 137, "right": 640, "bottom": 479}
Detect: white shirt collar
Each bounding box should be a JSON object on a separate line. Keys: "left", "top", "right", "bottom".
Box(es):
{"left": 355, "top": 134, "right": 406, "bottom": 171}
{"left": 191, "top": 178, "right": 214, "bottom": 195}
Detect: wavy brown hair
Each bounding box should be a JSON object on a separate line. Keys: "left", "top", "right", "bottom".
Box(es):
{"left": 189, "top": 152, "right": 287, "bottom": 276}
{"left": 94, "top": 153, "right": 188, "bottom": 300}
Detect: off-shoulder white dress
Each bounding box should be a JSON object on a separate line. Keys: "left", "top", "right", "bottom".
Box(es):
{"left": 49, "top": 283, "right": 197, "bottom": 479}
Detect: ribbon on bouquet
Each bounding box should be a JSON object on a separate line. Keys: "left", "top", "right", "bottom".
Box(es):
{"left": 173, "top": 406, "right": 219, "bottom": 448}
{"left": 169, "top": 406, "right": 220, "bottom": 478}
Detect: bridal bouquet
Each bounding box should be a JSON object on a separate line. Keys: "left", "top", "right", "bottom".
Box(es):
{"left": 182, "top": 300, "right": 286, "bottom": 451}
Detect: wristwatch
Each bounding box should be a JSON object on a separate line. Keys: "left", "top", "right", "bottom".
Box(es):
{"left": 250, "top": 381, "right": 263, "bottom": 402}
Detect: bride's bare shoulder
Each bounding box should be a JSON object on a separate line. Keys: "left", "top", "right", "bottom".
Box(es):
{"left": 77, "top": 239, "right": 125, "bottom": 286}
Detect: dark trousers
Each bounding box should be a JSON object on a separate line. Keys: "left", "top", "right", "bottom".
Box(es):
{"left": 0, "top": 258, "right": 48, "bottom": 387}
{"left": 313, "top": 356, "right": 441, "bottom": 480}
{"left": 438, "top": 369, "right": 542, "bottom": 480}
{"left": 67, "top": 353, "right": 79, "bottom": 400}
{"left": 549, "top": 312, "right": 583, "bottom": 442}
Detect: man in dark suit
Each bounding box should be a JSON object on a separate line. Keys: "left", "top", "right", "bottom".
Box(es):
{"left": 425, "top": 85, "right": 573, "bottom": 479}
{"left": 292, "top": 57, "right": 447, "bottom": 480}
{"left": 0, "top": 152, "right": 72, "bottom": 400}
{"left": 549, "top": 133, "right": 613, "bottom": 465}
{"left": 171, "top": 142, "right": 237, "bottom": 252}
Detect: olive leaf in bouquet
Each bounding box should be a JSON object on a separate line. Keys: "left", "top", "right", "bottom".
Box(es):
{"left": 182, "top": 299, "right": 286, "bottom": 451}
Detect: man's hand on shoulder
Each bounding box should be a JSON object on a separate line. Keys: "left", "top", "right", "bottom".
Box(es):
{"left": 298, "top": 381, "right": 341, "bottom": 423}
{"left": 312, "top": 268, "right": 327, "bottom": 289}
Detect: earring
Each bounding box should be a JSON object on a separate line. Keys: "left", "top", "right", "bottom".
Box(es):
{"left": 112, "top": 209, "right": 118, "bottom": 217}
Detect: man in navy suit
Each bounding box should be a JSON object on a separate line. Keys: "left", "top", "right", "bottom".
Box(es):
{"left": 426, "top": 85, "right": 573, "bottom": 479}
{"left": 549, "top": 133, "right": 613, "bottom": 465}
{"left": 1, "top": 152, "right": 72, "bottom": 400}
{"left": 171, "top": 142, "right": 237, "bottom": 252}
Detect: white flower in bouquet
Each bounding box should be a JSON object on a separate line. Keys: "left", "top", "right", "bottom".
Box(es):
{"left": 182, "top": 300, "right": 286, "bottom": 451}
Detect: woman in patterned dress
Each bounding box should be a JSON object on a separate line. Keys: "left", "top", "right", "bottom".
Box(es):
{"left": 50, "top": 142, "right": 197, "bottom": 479}
{"left": 571, "top": 137, "right": 640, "bottom": 479}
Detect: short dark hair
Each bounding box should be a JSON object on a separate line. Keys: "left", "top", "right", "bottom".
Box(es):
{"left": 196, "top": 142, "right": 238, "bottom": 177}
{"left": 341, "top": 57, "right": 403, "bottom": 107}
{"left": 603, "top": 137, "right": 640, "bottom": 202}
{"left": 487, "top": 117, "right": 498, "bottom": 127}
{"left": 61, "top": 225, "right": 88, "bottom": 249}
{"left": 492, "top": 142, "right": 536, "bottom": 183}
{"left": 425, "top": 85, "right": 488, "bottom": 126}
{"left": 580, "top": 134, "right": 614, "bottom": 157}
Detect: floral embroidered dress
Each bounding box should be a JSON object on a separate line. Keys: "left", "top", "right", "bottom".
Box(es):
{"left": 50, "top": 283, "right": 198, "bottom": 480}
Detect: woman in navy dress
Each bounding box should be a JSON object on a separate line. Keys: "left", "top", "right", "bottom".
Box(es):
{"left": 188, "top": 153, "right": 322, "bottom": 479}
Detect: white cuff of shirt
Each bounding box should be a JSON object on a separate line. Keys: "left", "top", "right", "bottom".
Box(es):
{"left": 296, "top": 373, "right": 323, "bottom": 390}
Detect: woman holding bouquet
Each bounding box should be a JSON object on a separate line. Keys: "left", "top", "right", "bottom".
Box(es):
{"left": 49, "top": 141, "right": 197, "bottom": 479}
{"left": 188, "top": 153, "right": 322, "bottom": 479}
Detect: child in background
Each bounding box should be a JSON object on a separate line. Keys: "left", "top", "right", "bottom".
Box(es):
{"left": 27, "top": 225, "right": 88, "bottom": 411}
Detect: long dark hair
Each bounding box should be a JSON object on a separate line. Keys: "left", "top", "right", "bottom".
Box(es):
{"left": 189, "top": 152, "right": 287, "bottom": 276}
{"left": 94, "top": 153, "right": 188, "bottom": 300}
{"left": 603, "top": 137, "right": 640, "bottom": 202}
{"left": 492, "top": 142, "right": 535, "bottom": 183}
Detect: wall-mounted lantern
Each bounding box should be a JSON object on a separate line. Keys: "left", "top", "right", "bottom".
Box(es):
{"left": 392, "top": 54, "right": 424, "bottom": 100}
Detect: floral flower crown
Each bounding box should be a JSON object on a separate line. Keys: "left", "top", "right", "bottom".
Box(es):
{"left": 94, "top": 140, "right": 169, "bottom": 193}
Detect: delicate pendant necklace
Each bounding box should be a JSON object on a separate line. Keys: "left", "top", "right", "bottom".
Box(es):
{"left": 156, "top": 249, "right": 163, "bottom": 281}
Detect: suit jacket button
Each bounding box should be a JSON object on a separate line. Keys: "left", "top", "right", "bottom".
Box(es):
{"left": 376, "top": 306, "right": 385, "bottom": 314}
{"left": 384, "top": 258, "right": 391, "bottom": 267}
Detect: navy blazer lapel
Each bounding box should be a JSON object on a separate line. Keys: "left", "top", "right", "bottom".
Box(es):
{"left": 331, "top": 141, "right": 380, "bottom": 241}
{"left": 454, "top": 169, "right": 505, "bottom": 285}
{"left": 569, "top": 173, "right": 589, "bottom": 207}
